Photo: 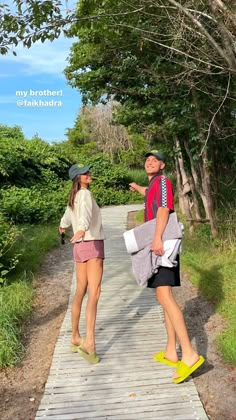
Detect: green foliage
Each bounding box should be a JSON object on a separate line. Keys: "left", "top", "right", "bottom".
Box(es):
{"left": 0, "top": 125, "right": 74, "bottom": 225}
{"left": 217, "top": 329, "right": 236, "bottom": 365}
{"left": 90, "top": 154, "right": 128, "bottom": 188}
{"left": 9, "top": 224, "right": 60, "bottom": 283}
{"left": 126, "top": 169, "right": 148, "bottom": 187}
{"left": 135, "top": 209, "right": 145, "bottom": 223}
{"left": 0, "top": 128, "right": 71, "bottom": 188}
{"left": 117, "top": 133, "right": 148, "bottom": 168}
{"left": 182, "top": 225, "right": 236, "bottom": 366}
{"left": 0, "top": 125, "right": 145, "bottom": 226}
{"left": 91, "top": 187, "right": 131, "bottom": 207}
{"left": 0, "top": 1, "right": 71, "bottom": 54}
{"left": 0, "top": 223, "right": 60, "bottom": 366}
{"left": 66, "top": 109, "right": 92, "bottom": 146}
{"left": 0, "top": 124, "right": 25, "bottom": 140}
{"left": 63, "top": 0, "right": 236, "bottom": 230}
{"left": 1, "top": 0, "right": 236, "bottom": 84}
{"left": 0, "top": 281, "right": 33, "bottom": 366}
{"left": 1, "top": 185, "right": 69, "bottom": 224}
{"left": 0, "top": 213, "right": 21, "bottom": 285}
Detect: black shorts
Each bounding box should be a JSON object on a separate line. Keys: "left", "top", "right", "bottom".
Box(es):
{"left": 147, "top": 255, "right": 181, "bottom": 288}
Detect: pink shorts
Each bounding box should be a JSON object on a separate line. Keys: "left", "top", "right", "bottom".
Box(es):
{"left": 73, "top": 240, "right": 105, "bottom": 263}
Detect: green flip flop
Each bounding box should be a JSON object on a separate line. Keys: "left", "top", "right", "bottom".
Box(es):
{"left": 173, "top": 355, "right": 205, "bottom": 384}
{"left": 78, "top": 345, "right": 100, "bottom": 364}
{"left": 70, "top": 337, "right": 85, "bottom": 353}
{"left": 153, "top": 351, "right": 178, "bottom": 367}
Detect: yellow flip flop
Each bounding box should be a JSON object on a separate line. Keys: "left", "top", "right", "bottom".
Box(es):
{"left": 78, "top": 345, "right": 100, "bottom": 364}
{"left": 173, "top": 355, "right": 205, "bottom": 384}
{"left": 153, "top": 351, "right": 178, "bottom": 367}
{"left": 70, "top": 337, "right": 85, "bottom": 353}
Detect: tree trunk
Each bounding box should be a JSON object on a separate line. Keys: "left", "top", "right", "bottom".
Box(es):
{"left": 175, "top": 157, "right": 185, "bottom": 214}
{"left": 200, "top": 151, "right": 219, "bottom": 237}
{"left": 190, "top": 89, "right": 219, "bottom": 236}
{"left": 189, "top": 176, "right": 202, "bottom": 220}
{"left": 183, "top": 139, "right": 202, "bottom": 219}
{"left": 175, "top": 138, "right": 193, "bottom": 223}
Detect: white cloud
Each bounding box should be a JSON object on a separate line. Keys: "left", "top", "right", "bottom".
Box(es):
{"left": 1, "top": 37, "right": 74, "bottom": 77}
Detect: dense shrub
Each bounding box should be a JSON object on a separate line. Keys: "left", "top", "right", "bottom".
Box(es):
{"left": 91, "top": 187, "right": 138, "bottom": 207}
{"left": 1, "top": 185, "right": 69, "bottom": 224}
{"left": 0, "top": 167, "right": 140, "bottom": 224}
{"left": 0, "top": 126, "right": 72, "bottom": 188}
{"left": 0, "top": 213, "right": 21, "bottom": 285}
{"left": 76, "top": 153, "right": 129, "bottom": 189}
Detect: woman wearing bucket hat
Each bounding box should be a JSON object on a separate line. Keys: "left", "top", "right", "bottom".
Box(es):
{"left": 59, "top": 163, "right": 105, "bottom": 364}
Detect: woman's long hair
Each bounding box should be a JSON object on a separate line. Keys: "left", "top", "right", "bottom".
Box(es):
{"left": 68, "top": 176, "right": 81, "bottom": 209}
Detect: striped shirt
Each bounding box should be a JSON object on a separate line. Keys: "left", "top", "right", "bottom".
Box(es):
{"left": 144, "top": 174, "right": 174, "bottom": 221}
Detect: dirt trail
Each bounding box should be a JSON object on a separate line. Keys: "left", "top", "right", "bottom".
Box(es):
{"left": 0, "top": 244, "right": 73, "bottom": 420}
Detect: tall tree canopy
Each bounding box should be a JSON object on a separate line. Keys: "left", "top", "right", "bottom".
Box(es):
{"left": 1, "top": 1, "right": 236, "bottom": 75}
{"left": 63, "top": 0, "right": 236, "bottom": 236}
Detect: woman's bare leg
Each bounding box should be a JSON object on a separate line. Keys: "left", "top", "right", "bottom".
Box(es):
{"left": 156, "top": 286, "right": 199, "bottom": 367}
{"left": 83, "top": 258, "right": 103, "bottom": 353}
{"left": 71, "top": 262, "right": 88, "bottom": 346}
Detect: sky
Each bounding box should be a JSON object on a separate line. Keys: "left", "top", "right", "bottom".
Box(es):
{"left": 0, "top": 3, "right": 82, "bottom": 143}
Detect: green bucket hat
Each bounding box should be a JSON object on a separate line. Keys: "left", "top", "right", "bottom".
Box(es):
{"left": 69, "top": 164, "right": 92, "bottom": 181}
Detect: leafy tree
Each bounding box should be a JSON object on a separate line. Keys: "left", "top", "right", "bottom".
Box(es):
{"left": 0, "top": 125, "right": 25, "bottom": 140}
{"left": 1, "top": 1, "right": 236, "bottom": 76}
{"left": 66, "top": 102, "right": 148, "bottom": 165}
{"left": 63, "top": 0, "right": 236, "bottom": 236}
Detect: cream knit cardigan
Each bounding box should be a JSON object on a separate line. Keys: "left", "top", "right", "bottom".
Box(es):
{"left": 60, "top": 188, "right": 105, "bottom": 241}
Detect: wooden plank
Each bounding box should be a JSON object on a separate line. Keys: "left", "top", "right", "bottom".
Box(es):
{"left": 36, "top": 415, "right": 201, "bottom": 420}
{"left": 36, "top": 414, "right": 202, "bottom": 420}
{"left": 36, "top": 405, "right": 205, "bottom": 420}
{"left": 39, "top": 386, "right": 199, "bottom": 402}
{"left": 36, "top": 205, "right": 208, "bottom": 420}
{"left": 37, "top": 395, "right": 201, "bottom": 411}
{"left": 36, "top": 400, "right": 205, "bottom": 417}
{"left": 40, "top": 384, "right": 199, "bottom": 403}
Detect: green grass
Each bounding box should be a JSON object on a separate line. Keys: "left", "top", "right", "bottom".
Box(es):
{"left": 9, "top": 224, "right": 60, "bottom": 281}
{"left": 182, "top": 230, "right": 236, "bottom": 365}
{"left": 136, "top": 209, "right": 145, "bottom": 223}
{"left": 0, "top": 282, "right": 33, "bottom": 365}
{"left": 126, "top": 168, "right": 148, "bottom": 186}
{"left": 135, "top": 210, "right": 236, "bottom": 365}
{"left": 0, "top": 223, "right": 60, "bottom": 366}
{"left": 126, "top": 168, "right": 175, "bottom": 188}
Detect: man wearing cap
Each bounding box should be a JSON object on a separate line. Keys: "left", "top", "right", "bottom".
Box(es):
{"left": 129, "top": 151, "right": 204, "bottom": 383}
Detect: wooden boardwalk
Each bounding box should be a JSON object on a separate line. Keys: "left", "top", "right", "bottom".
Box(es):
{"left": 36, "top": 204, "right": 208, "bottom": 420}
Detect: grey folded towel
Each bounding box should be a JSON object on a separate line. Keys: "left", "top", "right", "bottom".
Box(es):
{"left": 124, "top": 211, "right": 183, "bottom": 254}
